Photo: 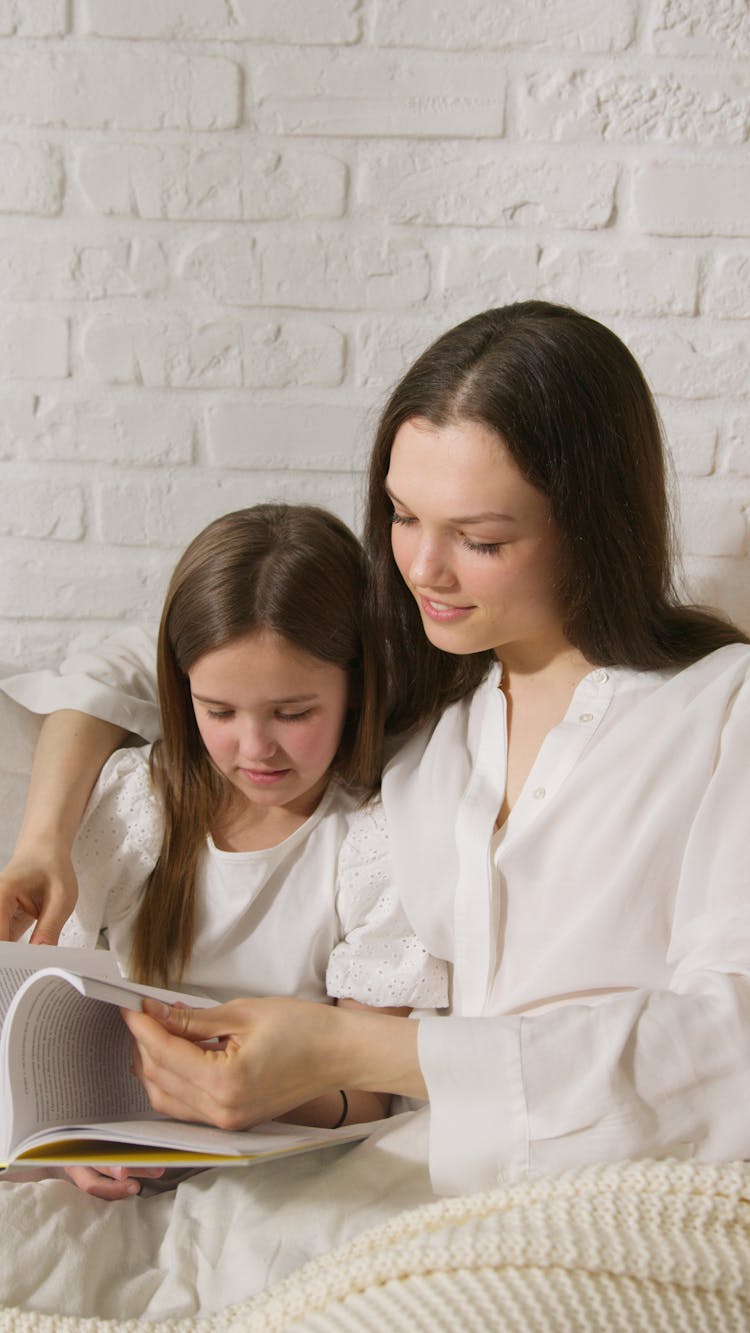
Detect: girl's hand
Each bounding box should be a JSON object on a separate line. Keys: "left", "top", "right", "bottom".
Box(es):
{"left": 62, "top": 1164, "right": 166, "bottom": 1200}
{"left": 0, "top": 842, "right": 78, "bottom": 943}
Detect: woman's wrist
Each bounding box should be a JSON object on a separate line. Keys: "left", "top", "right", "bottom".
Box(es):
{"left": 328, "top": 1005, "right": 426, "bottom": 1100}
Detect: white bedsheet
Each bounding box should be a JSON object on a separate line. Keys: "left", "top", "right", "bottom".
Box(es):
{"left": 0, "top": 1112, "right": 435, "bottom": 1319}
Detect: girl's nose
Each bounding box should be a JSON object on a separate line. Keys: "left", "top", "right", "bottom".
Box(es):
{"left": 238, "top": 719, "right": 276, "bottom": 760}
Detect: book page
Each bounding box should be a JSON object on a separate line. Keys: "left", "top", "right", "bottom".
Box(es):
{"left": 0, "top": 941, "right": 122, "bottom": 1029}
{"left": 4, "top": 974, "right": 151, "bottom": 1156}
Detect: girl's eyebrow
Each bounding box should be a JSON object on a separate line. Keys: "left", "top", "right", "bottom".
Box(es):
{"left": 384, "top": 481, "right": 517, "bottom": 525}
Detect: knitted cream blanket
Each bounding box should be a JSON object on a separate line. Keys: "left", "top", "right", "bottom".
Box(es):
{"left": 2, "top": 1159, "right": 749, "bottom": 1331}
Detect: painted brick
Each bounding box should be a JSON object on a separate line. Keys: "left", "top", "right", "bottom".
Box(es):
{"left": 0, "top": 545, "right": 172, "bottom": 620}
{"left": 242, "top": 319, "right": 346, "bottom": 388}
{"left": 702, "top": 253, "right": 750, "bottom": 318}
{"left": 82, "top": 0, "right": 361, "bottom": 43}
{"left": 0, "top": 1, "right": 67, "bottom": 36}
{"left": 661, "top": 407, "right": 717, "bottom": 477}
{"left": 679, "top": 482, "right": 748, "bottom": 557}
{"left": 359, "top": 146, "right": 618, "bottom": 229}
{"left": 81, "top": 314, "right": 243, "bottom": 389}
{"left": 0, "top": 315, "right": 68, "bottom": 380}
{"left": 206, "top": 403, "right": 369, "bottom": 471}
{"left": 0, "top": 49, "right": 241, "bottom": 131}
{"left": 13, "top": 397, "right": 195, "bottom": 465}
{"left": 629, "top": 323, "right": 750, "bottom": 399}
{"left": 0, "top": 142, "right": 63, "bottom": 215}
{"left": 177, "top": 231, "right": 262, "bottom": 307}
{"left": 373, "top": 0, "right": 636, "bottom": 51}
{"left": 0, "top": 474, "right": 84, "bottom": 540}
{"left": 75, "top": 143, "right": 347, "bottom": 221}
{"left": 518, "top": 69, "right": 750, "bottom": 144}
{"left": 96, "top": 471, "right": 358, "bottom": 547}
{"left": 635, "top": 162, "right": 750, "bottom": 237}
{"left": 355, "top": 316, "right": 446, "bottom": 390}
{"left": 652, "top": 0, "right": 750, "bottom": 57}
{"left": 537, "top": 246, "right": 698, "bottom": 316}
{"left": 254, "top": 50, "right": 505, "bottom": 138}
{"left": 722, "top": 416, "right": 750, "bottom": 476}
{"left": 0, "top": 233, "right": 168, "bottom": 301}
{"left": 439, "top": 241, "right": 538, "bottom": 311}
{"left": 260, "top": 234, "right": 431, "bottom": 310}
{"left": 81, "top": 314, "right": 345, "bottom": 389}
{"left": 0, "top": 395, "right": 28, "bottom": 459}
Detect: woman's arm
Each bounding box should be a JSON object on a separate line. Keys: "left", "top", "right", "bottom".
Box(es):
{"left": 0, "top": 710, "right": 126, "bottom": 942}
{"left": 274, "top": 999, "right": 411, "bottom": 1129}
{"left": 123, "top": 995, "right": 427, "bottom": 1130}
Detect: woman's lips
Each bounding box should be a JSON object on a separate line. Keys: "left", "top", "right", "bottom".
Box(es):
{"left": 239, "top": 767, "right": 291, "bottom": 785}
{"left": 418, "top": 594, "right": 474, "bottom": 622}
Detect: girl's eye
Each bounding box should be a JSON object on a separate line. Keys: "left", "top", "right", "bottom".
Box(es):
{"left": 206, "top": 708, "right": 234, "bottom": 720}
{"left": 390, "top": 511, "right": 415, "bottom": 527}
{"left": 277, "top": 709, "right": 313, "bottom": 723}
{"left": 461, "top": 537, "right": 504, "bottom": 555}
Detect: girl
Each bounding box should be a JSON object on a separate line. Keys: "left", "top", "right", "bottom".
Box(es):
{"left": 50, "top": 503, "right": 446, "bottom": 1198}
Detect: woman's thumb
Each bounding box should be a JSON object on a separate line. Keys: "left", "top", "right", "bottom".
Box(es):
{"left": 141, "top": 997, "right": 227, "bottom": 1043}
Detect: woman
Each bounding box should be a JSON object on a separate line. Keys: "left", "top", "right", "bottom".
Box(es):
{"left": 1, "top": 301, "right": 749, "bottom": 1313}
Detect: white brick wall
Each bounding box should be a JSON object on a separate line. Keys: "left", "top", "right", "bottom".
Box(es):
{"left": 0, "top": 0, "right": 748, "bottom": 668}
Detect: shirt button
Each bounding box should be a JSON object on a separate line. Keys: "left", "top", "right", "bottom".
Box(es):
{"left": 579, "top": 712, "right": 594, "bottom": 723}
{"left": 592, "top": 668, "right": 609, "bottom": 684}
{"left": 532, "top": 787, "right": 546, "bottom": 800}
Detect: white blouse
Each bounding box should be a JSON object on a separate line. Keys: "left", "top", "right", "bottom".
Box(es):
{"left": 62, "top": 744, "right": 447, "bottom": 1008}
{"left": 4, "top": 635, "right": 750, "bottom": 1193}
{"left": 382, "top": 645, "right": 750, "bottom": 1190}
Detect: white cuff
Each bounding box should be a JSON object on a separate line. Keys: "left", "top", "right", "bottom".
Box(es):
{"left": 418, "top": 1014, "right": 528, "bottom": 1195}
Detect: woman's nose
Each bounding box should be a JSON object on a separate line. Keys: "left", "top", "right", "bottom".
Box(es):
{"left": 409, "top": 537, "right": 455, "bottom": 589}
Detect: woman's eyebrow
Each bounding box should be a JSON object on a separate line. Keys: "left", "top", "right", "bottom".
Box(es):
{"left": 191, "top": 692, "right": 319, "bottom": 706}
{"left": 384, "top": 482, "right": 516, "bottom": 525}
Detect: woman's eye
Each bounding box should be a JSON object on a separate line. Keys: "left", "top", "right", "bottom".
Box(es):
{"left": 461, "top": 537, "right": 503, "bottom": 555}
{"left": 277, "top": 709, "right": 313, "bottom": 723}
{"left": 390, "top": 511, "right": 415, "bottom": 527}
{"left": 206, "top": 708, "right": 234, "bottom": 720}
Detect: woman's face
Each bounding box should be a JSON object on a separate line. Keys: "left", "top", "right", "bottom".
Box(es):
{"left": 385, "top": 416, "right": 568, "bottom": 663}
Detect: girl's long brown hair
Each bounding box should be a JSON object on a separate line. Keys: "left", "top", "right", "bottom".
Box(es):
{"left": 365, "top": 301, "right": 748, "bottom": 735}
{"left": 131, "top": 504, "right": 385, "bottom": 986}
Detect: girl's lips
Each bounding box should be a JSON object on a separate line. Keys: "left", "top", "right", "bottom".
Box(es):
{"left": 239, "top": 767, "right": 291, "bottom": 785}
{"left": 418, "top": 594, "right": 474, "bottom": 623}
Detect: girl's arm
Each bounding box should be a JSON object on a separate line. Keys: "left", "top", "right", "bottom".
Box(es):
{"left": 0, "top": 711, "right": 126, "bottom": 942}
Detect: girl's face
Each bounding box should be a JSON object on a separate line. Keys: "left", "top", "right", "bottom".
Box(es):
{"left": 386, "top": 416, "right": 568, "bottom": 665}
{"left": 188, "top": 630, "right": 350, "bottom": 818}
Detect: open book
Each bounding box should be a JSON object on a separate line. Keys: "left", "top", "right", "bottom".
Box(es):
{"left": 0, "top": 942, "right": 376, "bottom": 1168}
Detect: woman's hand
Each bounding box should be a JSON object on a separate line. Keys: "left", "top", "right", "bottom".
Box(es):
{"left": 63, "top": 1164, "right": 166, "bottom": 1200}
{"left": 123, "top": 996, "right": 426, "bottom": 1130}
{"left": 0, "top": 842, "right": 78, "bottom": 943}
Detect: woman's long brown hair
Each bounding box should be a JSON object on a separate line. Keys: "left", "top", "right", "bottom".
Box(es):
{"left": 131, "top": 504, "right": 385, "bottom": 986}
{"left": 365, "top": 301, "right": 748, "bottom": 735}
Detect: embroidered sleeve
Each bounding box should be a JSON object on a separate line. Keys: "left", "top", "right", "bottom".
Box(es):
{"left": 326, "top": 800, "right": 448, "bottom": 1009}
{"left": 60, "top": 745, "right": 164, "bottom": 952}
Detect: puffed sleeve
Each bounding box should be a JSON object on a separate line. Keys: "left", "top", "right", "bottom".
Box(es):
{"left": 60, "top": 745, "right": 164, "bottom": 963}
{"left": 419, "top": 671, "right": 750, "bottom": 1195}
{"left": 326, "top": 800, "right": 448, "bottom": 1009}
{"left": 0, "top": 626, "right": 160, "bottom": 742}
